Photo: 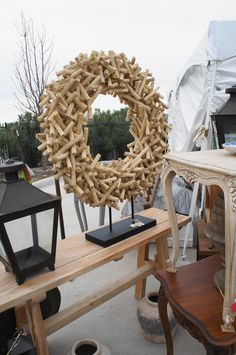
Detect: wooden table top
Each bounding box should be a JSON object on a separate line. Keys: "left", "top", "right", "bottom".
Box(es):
{"left": 156, "top": 254, "right": 236, "bottom": 346}
{"left": 0, "top": 208, "right": 190, "bottom": 312}
{"left": 164, "top": 149, "right": 236, "bottom": 176}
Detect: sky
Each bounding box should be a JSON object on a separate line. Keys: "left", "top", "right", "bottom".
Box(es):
{"left": 0, "top": 0, "right": 235, "bottom": 123}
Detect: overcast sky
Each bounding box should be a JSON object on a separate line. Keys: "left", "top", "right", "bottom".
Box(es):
{"left": 0, "top": 0, "right": 235, "bottom": 123}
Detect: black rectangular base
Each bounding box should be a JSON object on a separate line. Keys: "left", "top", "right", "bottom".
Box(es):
{"left": 85, "top": 214, "right": 156, "bottom": 247}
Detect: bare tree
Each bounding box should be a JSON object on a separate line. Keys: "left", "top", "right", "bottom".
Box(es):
{"left": 13, "top": 13, "right": 54, "bottom": 117}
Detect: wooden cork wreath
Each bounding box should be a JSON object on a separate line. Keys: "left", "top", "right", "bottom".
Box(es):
{"left": 37, "top": 51, "right": 169, "bottom": 209}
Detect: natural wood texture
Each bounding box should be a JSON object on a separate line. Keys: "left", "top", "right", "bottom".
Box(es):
{"left": 14, "top": 293, "right": 46, "bottom": 329}
{"left": 0, "top": 208, "right": 189, "bottom": 355}
{"left": 25, "top": 299, "right": 49, "bottom": 355}
{"left": 134, "top": 179, "right": 162, "bottom": 299}
{"left": 135, "top": 245, "right": 149, "bottom": 299}
{"left": 155, "top": 236, "right": 169, "bottom": 269}
{"left": 44, "top": 262, "right": 155, "bottom": 335}
{"left": 0, "top": 208, "right": 189, "bottom": 313}
{"left": 162, "top": 149, "right": 236, "bottom": 331}
{"left": 156, "top": 254, "right": 236, "bottom": 354}
{"left": 37, "top": 51, "right": 170, "bottom": 210}
{"left": 158, "top": 285, "right": 173, "bottom": 355}
{"left": 15, "top": 305, "right": 27, "bottom": 327}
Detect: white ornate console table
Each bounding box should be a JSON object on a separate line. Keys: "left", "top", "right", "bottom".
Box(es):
{"left": 162, "top": 149, "right": 236, "bottom": 332}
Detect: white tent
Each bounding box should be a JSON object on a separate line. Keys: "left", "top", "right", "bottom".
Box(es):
{"left": 168, "top": 20, "right": 236, "bottom": 153}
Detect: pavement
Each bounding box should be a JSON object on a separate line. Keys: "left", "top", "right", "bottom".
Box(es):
{"left": 34, "top": 177, "right": 204, "bottom": 355}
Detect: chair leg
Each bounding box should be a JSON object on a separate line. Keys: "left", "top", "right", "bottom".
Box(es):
{"left": 158, "top": 285, "right": 174, "bottom": 355}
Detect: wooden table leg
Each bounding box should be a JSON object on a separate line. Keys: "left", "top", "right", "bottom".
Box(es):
{"left": 222, "top": 185, "right": 236, "bottom": 332}
{"left": 25, "top": 299, "right": 49, "bottom": 355}
{"left": 162, "top": 168, "right": 180, "bottom": 272}
{"left": 155, "top": 236, "right": 169, "bottom": 269}
{"left": 15, "top": 293, "right": 46, "bottom": 327}
{"left": 135, "top": 244, "right": 149, "bottom": 299}
{"left": 15, "top": 305, "right": 27, "bottom": 326}
{"left": 158, "top": 285, "right": 173, "bottom": 355}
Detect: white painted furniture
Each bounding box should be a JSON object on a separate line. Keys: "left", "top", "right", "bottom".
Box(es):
{"left": 162, "top": 149, "right": 236, "bottom": 332}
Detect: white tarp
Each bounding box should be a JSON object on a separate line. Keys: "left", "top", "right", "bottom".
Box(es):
{"left": 168, "top": 20, "right": 236, "bottom": 152}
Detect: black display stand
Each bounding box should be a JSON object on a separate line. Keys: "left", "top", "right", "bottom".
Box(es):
{"left": 85, "top": 198, "right": 156, "bottom": 247}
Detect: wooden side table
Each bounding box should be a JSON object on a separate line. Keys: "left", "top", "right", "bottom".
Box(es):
{"left": 162, "top": 149, "right": 236, "bottom": 332}
{"left": 156, "top": 254, "right": 236, "bottom": 355}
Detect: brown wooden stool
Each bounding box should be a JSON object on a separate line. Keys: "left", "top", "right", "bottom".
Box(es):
{"left": 156, "top": 254, "right": 236, "bottom": 355}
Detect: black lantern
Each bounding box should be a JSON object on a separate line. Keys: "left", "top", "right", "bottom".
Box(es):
{"left": 212, "top": 85, "right": 236, "bottom": 148}
{"left": 0, "top": 160, "right": 61, "bottom": 285}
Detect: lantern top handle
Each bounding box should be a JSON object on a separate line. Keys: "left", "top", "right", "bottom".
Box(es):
{"left": 0, "top": 159, "right": 24, "bottom": 182}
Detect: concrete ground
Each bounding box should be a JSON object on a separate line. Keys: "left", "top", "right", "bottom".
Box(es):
{"left": 34, "top": 177, "right": 205, "bottom": 355}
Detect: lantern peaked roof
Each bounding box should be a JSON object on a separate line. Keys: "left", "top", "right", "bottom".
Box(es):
{"left": 0, "top": 160, "right": 60, "bottom": 221}
{"left": 0, "top": 179, "right": 59, "bottom": 217}
{"left": 213, "top": 86, "right": 236, "bottom": 116}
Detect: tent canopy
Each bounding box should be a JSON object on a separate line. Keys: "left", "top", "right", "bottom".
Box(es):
{"left": 168, "top": 20, "right": 236, "bottom": 152}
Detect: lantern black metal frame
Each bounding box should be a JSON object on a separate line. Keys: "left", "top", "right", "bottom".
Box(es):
{"left": 211, "top": 86, "right": 236, "bottom": 148}
{"left": 0, "top": 161, "right": 61, "bottom": 285}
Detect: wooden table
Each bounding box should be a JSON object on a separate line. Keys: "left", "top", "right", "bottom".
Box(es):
{"left": 156, "top": 254, "right": 236, "bottom": 355}
{"left": 162, "top": 149, "right": 236, "bottom": 332}
{"left": 0, "top": 208, "right": 189, "bottom": 355}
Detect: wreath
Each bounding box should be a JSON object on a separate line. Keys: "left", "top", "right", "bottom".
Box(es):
{"left": 37, "top": 51, "right": 169, "bottom": 209}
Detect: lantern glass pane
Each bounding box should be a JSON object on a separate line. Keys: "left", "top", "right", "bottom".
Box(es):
{"left": 35, "top": 209, "right": 55, "bottom": 252}
{"left": 223, "top": 118, "right": 236, "bottom": 142}
{"left": 214, "top": 116, "right": 236, "bottom": 146}
{"left": 4, "top": 209, "right": 55, "bottom": 254}
{"left": 5, "top": 216, "right": 32, "bottom": 252}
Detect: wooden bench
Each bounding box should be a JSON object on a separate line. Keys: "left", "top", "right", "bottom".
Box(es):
{"left": 0, "top": 208, "right": 190, "bottom": 355}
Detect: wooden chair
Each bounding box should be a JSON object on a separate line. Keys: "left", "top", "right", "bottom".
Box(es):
{"left": 156, "top": 254, "right": 236, "bottom": 355}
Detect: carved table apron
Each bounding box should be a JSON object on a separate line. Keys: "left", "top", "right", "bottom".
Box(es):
{"left": 162, "top": 149, "right": 236, "bottom": 332}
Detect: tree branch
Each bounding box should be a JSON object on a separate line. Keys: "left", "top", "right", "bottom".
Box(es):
{"left": 13, "top": 13, "right": 54, "bottom": 117}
